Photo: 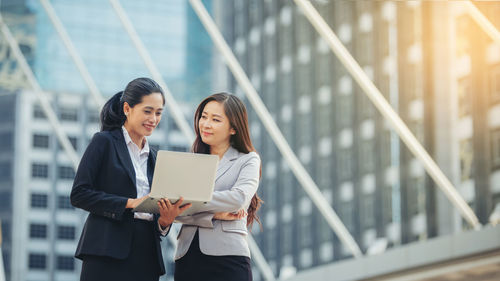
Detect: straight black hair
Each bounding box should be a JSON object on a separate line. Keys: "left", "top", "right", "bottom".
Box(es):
{"left": 100, "top": 77, "right": 165, "bottom": 131}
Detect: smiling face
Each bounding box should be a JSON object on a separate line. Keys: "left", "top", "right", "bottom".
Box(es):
{"left": 123, "top": 92, "right": 164, "bottom": 140}
{"left": 199, "top": 100, "right": 235, "bottom": 147}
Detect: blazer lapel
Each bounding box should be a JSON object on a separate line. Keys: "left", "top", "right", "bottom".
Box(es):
{"left": 215, "top": 147, "right": 239, "bottom": 182}
{"left": 110, "top": 129, "right": 136, "bottom": 187}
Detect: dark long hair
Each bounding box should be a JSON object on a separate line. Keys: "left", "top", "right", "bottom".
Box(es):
{"left": 100, "top": 77, "right": 165, "bottom": 131}
{"left": 193, "top": 93, "right": 263, "bottom": 228}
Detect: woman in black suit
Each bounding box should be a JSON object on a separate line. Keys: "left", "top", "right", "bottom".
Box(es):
{"left": 71, "top": 77, "right": 190, "bottom": 281}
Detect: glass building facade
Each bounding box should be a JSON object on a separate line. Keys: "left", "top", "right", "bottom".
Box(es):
{"left": 216, "top": 0, "right": 500, "bottom": 279}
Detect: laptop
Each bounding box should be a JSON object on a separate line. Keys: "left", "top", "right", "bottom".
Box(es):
{"left": 133, "top": 150, "right": 219, "bottom": 216}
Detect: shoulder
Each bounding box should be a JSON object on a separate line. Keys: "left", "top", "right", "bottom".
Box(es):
{"left": 90, "top": 130, "right": 116, "bottom": 144}
{"left": 237, "top": 151, "right": 260, "bottom": 165}
{"left": 85, "top": 131, "right": 116, "bottom": 153}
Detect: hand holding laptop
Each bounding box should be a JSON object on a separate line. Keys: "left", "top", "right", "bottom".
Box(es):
{"left": 158, "top": 197, "right": 192, "bottom": 227}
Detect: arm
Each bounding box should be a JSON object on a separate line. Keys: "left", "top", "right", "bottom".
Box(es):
{"left": 70, "top": 133, "right": 129, "bottom": 220}
{"left": 174, "top": 212, "right": 215, "bottom": 228}
{"left": 192, "top": 153, "right": 261, "bottom": 214}
{"left": 175, "top": 210, "right": 247, "bottom": 228}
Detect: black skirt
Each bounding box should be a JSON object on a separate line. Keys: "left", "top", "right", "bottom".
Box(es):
{"left": 80, "top": 219, "right": 162, "bottom": 281}
{"left": 174, "top": 231, "right": 252, "bottom": 281}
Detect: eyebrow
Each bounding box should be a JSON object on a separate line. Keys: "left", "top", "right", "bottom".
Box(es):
{"left": 144, "top": 106, "right": 163, "bottom": 111}
{"left": 202, "top": 111, "right": 224, "bottom": 118}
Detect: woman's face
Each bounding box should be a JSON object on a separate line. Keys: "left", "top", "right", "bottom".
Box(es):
{"left": 123, "top": 93, "right": 164, "bottom": 138}
{"left": 199, "top": 101, "right": 235, "bottom": 147}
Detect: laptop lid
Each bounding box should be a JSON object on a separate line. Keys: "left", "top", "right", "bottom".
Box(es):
{"left": 150, "top": 150, "right": 219, "bottom": 201}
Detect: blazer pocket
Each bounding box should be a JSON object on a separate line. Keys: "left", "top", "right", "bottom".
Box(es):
{"left": 221, "top": 220, "right": 248, "bottom": 235}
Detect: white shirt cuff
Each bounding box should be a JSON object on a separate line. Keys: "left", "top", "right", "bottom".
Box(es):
{"left": 158, "top": 221, "right": 170, "bottom": 236}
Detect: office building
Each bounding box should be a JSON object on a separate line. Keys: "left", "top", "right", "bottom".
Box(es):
{"left": 215, "top": 1, "right": 500, "bottom": 279}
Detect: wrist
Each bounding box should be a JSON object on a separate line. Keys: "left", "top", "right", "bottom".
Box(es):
{"left": 158, "top": 217, "right": 172, "bottom": 227}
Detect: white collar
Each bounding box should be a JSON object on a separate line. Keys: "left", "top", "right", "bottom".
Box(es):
{"left": 122, "top": 126, "right": 150, "bottom": 155}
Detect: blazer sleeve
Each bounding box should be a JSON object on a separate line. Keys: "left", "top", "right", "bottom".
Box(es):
{"left": 192, "top": 152, "right": 260, "bottom": 214}
{"left": 175, "top": 212, "right": 215, "bottom": 228}
{"left": 70, "top": 132, "right": 129, "bottom": 220}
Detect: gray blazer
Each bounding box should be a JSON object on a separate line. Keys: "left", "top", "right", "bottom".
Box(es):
{"left": 174, "top": 146, "right": 261, "bottom": 260}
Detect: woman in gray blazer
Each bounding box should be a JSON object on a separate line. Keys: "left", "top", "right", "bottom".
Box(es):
{"left": 174, "top": 93, "right": 263, "bottom": 281}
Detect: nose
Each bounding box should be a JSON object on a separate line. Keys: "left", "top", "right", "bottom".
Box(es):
{"left": 202, "top": 119, "right": 212, "bottom": 129}
{"left": 150, "top": 114, "right": 158, "bottom": 124}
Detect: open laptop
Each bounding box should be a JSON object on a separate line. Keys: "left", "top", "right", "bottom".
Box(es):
{"left": 133, "top": 150, "right": 219, "bottom": 216}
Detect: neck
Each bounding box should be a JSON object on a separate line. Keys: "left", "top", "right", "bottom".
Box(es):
{"left": 210, "top": 142, "right": 230, "bottom": 159}
{"left": 124, "top": 123, "right": 145, "bottom": 149}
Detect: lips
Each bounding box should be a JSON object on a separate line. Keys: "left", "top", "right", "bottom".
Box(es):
{"left": 144, "top": 124, "right": 155, "bottom": 131}
{"left": 202, "top": 131, "right": 212, "bottom": 137}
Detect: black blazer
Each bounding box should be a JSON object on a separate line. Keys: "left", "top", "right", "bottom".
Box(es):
{"left": 70, "top": 128, "right": 166, "bottom": 274}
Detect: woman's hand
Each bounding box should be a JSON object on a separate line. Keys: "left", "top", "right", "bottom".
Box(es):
{"left": 126, "top": 194, "right": 149, "bottom": 209}
{"left": 158, "top": 197, "right": 192, "bottom": 228}
{"left": 213, "top": 209, "right": 247, "bottom": 221}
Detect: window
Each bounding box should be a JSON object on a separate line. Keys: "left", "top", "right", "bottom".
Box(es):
{"left": 1, "top": 220, "right": 11, "bottom": 242}
{"left": 58, "top": 136, "right": 78, "bottom": 150}
{"left": 0, "top": 161, "right": 11, "bottom": 181}
{"left": 56, "top": 255, "right": 74, "bottom": 271}
{"left": 33, "top": 105, "right": 46, "bottom": 119}
{"left": 57, "top": 226, "right": 75, "bottom": 240}
{"left": 58, "top": 195, "right": 73, "bottom": 210}
{"left": 0, "top": 191, "right": 11, "bottom": 212}
{"left": 337, "top": 148, "right": 353, "bottom": 181}
{"left": 408, "top": 178, "right": 425, "bottom": 216}
{"left": 31, "top": 193, "right": 48, "bottom": 208}
{"left": 28, "top": 253, "right": 46, "bottom": 269}
{"left": 337, "top": 96, "right": 352, "bottom": 128}
{"left": 33, "top": 134, "right": 49, "bottom": 149}
{"left": 29, "top": 223, "right": 47, "bottom": 239}
{"left": 265, "top": 229, "right": 278, "bottom": 258}
{"left": 58, "top": 166, "right": 75, "bottom": 180}
{"left": 362, "top": 195, "right": 375, "bottom": 228}
{"left": 0, "top": 131, "right": 13, "bottom": 150}
{"left": 491, "top": 64, "right": 500, "bottom": 103}
{"left": 299, "top": 215, "right": 312, "bottom": 247}
{"left": 460, "top": 139, "right": 473, "bottom": 181}
{"left": 59, "top": 107, "right": 78, "bottom": 122}
{"left": 491, "top": 129, "right": 500, "bottom": 169}
{"left": 458, "top": 78, "right": 471, "bottom": 117}
{"left": 359, "top": 140, "right": 375, "bottom": 173}
{"left": 32, "top": 163, "right": 49, "bottom": 178}
{"left": 281, "top": 223, "right": 293, "bottom": 254}
{"left": 340, "top": 201, "right": 355, "bottom": 232}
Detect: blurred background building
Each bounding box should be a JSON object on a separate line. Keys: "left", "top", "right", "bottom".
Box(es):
{"left": 0, "top": 0, "right": 213, "bottom": 281}
{"left": 0, "top": 0, "right": 499, "bottom": 281}
{"left": 216, "top": 0, "right": 500, "bottom": 279}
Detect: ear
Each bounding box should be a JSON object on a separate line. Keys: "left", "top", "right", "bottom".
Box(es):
{"left": 230, "top": 127, "right": 236, "bottom": 135}
{"left": 123, "top": 102, "right": 130, "bottom": 116}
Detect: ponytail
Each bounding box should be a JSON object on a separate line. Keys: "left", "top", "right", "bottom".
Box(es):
{"left": 100, "top": 91, "right": 126, "bottom": 131}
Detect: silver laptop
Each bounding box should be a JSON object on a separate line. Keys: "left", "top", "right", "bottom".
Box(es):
{"left": 133, "top": 150, "right": 219, "bottom": 216}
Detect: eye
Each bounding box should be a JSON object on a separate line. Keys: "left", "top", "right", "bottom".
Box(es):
{"left": 144, "top": 110, "right": 151, "bottom": 114}
{"left": 156, "top": 111, "right": 162, "bottom": 116}
{"left": 201, "top": 115, "right": 208, "bottom": 119}
{"left": 213, "top": 118, "right": 221, "bottom": 122}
